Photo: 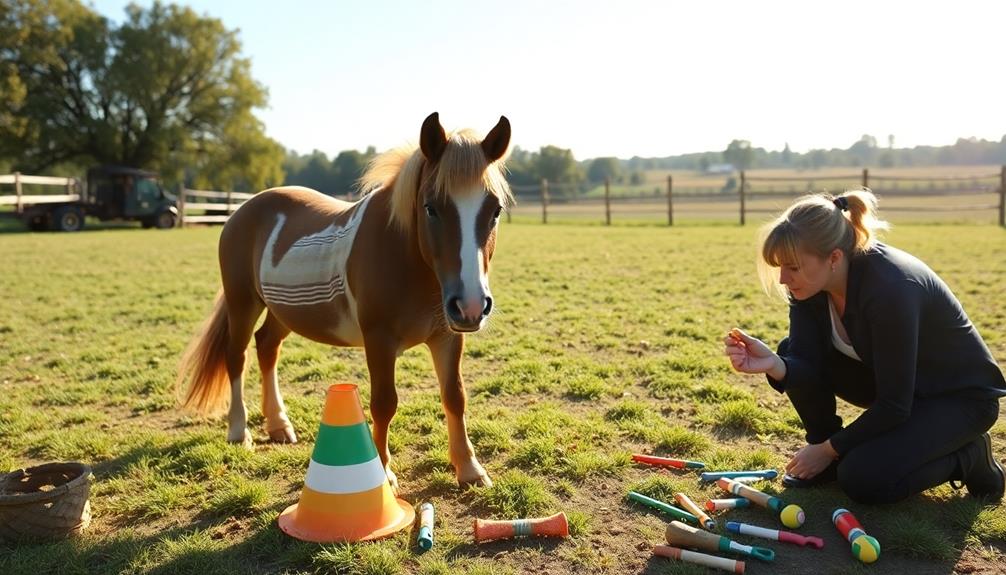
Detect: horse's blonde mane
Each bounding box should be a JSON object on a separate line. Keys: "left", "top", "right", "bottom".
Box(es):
{"left": 358, "top": 129, "right": 513, "bottom": 232}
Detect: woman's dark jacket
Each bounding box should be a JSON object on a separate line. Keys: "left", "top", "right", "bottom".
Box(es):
{"left": 769, "top": 243, "right": 1006, "bottom": 455}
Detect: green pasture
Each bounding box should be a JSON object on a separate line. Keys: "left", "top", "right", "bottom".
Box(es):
{"left": 1, "top": 221, "right": 1004, "bottom": 574}
{"left": 574, "top": 164, "right": 1005, "bottom": 198}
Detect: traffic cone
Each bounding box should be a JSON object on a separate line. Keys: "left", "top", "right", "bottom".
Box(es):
{"left": 278, "top": 383, "right": 415, "bottom": 542}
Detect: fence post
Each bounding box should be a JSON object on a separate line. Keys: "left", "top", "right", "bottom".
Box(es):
{"left": 506, "top": 205, "right": 511, "bottom": 224}
{"left": 227, "top": 189, "right": 233, "bottom": 222}
{"left": 14, "top": 171, "right": 22, "bottom": 215}
{"left": 667, "top": 175, "right": 674, "bottom": 226}
{"left": 1000, "top": 165, "right": 1005, "bottom": 227}
{"left": 862, "top": 168, "right": 869, "bottom": 190}
{"left": 739, "top": 171, "right": 746, "bottom": 225}
{"left": 541, "top": 178, "right": 549, "bottom": 224}
{"left": 177, "top": 184, "right": 186, "bottom": 227}
{"left": 604, "top": 178, "right": 611, "bottom": 225}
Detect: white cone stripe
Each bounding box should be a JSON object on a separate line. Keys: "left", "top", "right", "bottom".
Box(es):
{"left": 304, "top": 456, "right": 387, "bottom": 494}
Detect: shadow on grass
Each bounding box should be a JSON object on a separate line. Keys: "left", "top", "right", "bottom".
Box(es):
{"left": 0, "top": 500, "right": 315, "bottom": 575}
{"left": 0, "top": 217, "right": 149, "bottom": 235}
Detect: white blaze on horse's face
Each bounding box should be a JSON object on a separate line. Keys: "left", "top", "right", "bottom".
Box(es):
{"left": 453, "top": 187, "right": 497, "bottom": 328}
{"left": 419, "top": 186, "right": 501, "bottom": 333}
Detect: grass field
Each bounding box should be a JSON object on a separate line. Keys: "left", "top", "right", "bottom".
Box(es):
{"left": 506, "top": 165, "right": 1005, "bottom": 226}
{"left": 578, "top": 165, "right": 1005, "bottom": 197}
{"left": 1, "top": 220, "right": 1005, "bottom": 575}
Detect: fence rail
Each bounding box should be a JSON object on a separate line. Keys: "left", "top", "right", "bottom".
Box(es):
{"left": 506, "top": 166, "right": 1006, "bottom": 227}
{"left": 177, "top": 187, "right": 254, "bottom": 226}
{"left": 0, "top": 172, "right": 80, "bottom": 212}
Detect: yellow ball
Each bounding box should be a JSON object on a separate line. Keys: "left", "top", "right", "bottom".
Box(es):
{"left": 851, "top": 534, "right": 881, "bottom": 563}
{"left": 780, "top": 504, "right": 805, "bottom": 528}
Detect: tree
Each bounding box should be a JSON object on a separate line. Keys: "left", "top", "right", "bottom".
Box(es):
{"left": 536, "top": 145, "right": 580, "bottom": 183}
{"left": 331, "top": 149, "right": 373, "bottom": 195}
{"left": 587, "top": 157, "right": 621, "bottom": 183}
{"left": 848, "top": 134, "right": 878, "bottom": 166}
{"left": 781, "top": 143, "right": 792, "bottom": 165}
{"left": 285, "top": 150, "right": 333, "bottom": 192}
{"left": 723, "top": 139, "right": 753, "bottom": 171}
{"left": 808, "top": 149, "right": 827, "bottom": 170}
{"left": 0, "top": 0, "right": 284, "bottom": 191}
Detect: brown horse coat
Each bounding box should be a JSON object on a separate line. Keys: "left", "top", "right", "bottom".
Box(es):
{"left": 178, "top": 113, "right": 512, "bottom": 488}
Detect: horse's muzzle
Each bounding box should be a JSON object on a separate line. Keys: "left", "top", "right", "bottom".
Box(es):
{"left": 446, "top": 294, "right": 492, "bottom": 332}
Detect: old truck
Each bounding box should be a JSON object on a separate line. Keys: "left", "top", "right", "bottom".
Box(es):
{"left": 0, "top": 165, "right": 178, "bottom": 231}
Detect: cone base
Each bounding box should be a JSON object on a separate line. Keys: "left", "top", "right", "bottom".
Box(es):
{"left": 277, "top": 497, "right": 415, "bottom": 543}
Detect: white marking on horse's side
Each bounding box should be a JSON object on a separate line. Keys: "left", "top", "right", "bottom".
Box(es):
{"left": 260, "top": 194, "right": 372, "bottom": 305}
{"left": 259, "top": 193, "right": 373, "bottom": 344}
{"left": 453, "top": 189, "right": 490, "bottom": 315}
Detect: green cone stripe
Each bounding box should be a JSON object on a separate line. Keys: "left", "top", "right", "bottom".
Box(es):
{"left": 311, "top": 421, "right": 379, "bottom": 467}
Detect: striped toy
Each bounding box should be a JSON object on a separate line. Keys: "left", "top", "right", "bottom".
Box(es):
{"left": 278, "top": 383, "right": 414, "bottom": 542}
{"left": 473, "top": 512, "right": 569, "bottom": 542}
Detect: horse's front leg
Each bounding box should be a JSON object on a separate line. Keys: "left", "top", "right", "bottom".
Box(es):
{"left": 428, "top": 332, "right": 492, "bottom": 487}
{"left": 363, "top": 333, "right": 400, "bottom": 492}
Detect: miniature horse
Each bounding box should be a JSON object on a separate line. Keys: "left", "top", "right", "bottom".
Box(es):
{"left": 178, "top": 112, "right": 512, "bottom": 488}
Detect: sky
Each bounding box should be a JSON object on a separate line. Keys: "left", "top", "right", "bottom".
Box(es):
{"left": 89, "top": 0, "right": 1006, "bottom": 160}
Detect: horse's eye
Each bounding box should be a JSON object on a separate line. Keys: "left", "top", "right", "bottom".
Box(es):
{"left": 493, "top": 206, "right": 502, "bottom": 220}
{"left": 424, "top": 203, "right": 437, "bottom": 218}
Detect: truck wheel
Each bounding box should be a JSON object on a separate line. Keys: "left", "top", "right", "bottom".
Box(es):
{"left": 52, "top": 206, "right": 85, "bottom": 232}
{"left": 155, "top": 211, "right": 176, "bottom": 229}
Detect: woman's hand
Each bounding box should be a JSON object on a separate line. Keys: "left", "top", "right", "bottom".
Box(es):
{"left": 724, "top": 328, "right": 785, "bottom": 379}
{"left": 786, "top": 441, "right": 839, "bottom": 480}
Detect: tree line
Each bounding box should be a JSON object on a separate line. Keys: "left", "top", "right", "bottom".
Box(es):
{"left": 636, "top": 135, "right": 1006, "bottom": 173}
{"left": 3, "top": 1, "right": 1003, "bottom": 198}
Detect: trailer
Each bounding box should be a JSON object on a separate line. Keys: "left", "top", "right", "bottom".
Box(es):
{"left": 0, "top": 166, "right": 178, "bottom": 231}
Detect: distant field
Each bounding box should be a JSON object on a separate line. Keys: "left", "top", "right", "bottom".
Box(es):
{"left": 567, "top": 164, "right": 1004, "bottom": 197}
{"left": 510, "top": 164, "right": 1004, "bottom": 226}
{"left": 1, "top": 221, "right": 1004, "bottom": 574}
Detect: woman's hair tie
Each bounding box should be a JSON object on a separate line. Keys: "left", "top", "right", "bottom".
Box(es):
{"left": 833, "top": 196, "right": 849, "bottom": 212}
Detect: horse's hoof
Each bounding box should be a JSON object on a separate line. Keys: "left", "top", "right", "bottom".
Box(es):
{"left": 458, "top": 472, "right": 493, "bottom": 489}
{"left": 268, "top": 425, "right": 297, "bottom": 444}
{"left": 228, "top": 429, "right": 254, "bottom": 450}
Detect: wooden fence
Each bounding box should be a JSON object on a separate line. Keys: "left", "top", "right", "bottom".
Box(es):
{"left": 176, "top": 187, "right": 254, "bottom": 226}
{"left": 0, "top": 173, "right": 80, "bottom": 213}
{"left": 506, "top": 166, "right": 1006, "bottom": 227}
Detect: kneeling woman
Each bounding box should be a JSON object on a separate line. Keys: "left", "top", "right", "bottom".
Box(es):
{"left": 724, "top": 190, "right": 1004, "bottom": 504}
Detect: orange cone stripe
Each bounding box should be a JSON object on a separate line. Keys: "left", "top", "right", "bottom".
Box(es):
{"left": 297, "top": 483, "right": 399, "bottom": 515}
{"left": 321, "top": 385, "right": 368, "bottom": 427}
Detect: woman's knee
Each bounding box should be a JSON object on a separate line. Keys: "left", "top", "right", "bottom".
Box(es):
{"left": 837, "top": 453, "right": 904, "bottom": 504}
{"left": 776, "top": 337, "right": 790, "bottom": 356}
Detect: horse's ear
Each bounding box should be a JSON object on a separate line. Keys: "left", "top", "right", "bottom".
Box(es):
{"left": 481, "top": 116, "right": 511, "bottom": 163}
{"left": 420, "top": 112, "right": 448, "bottom": 163}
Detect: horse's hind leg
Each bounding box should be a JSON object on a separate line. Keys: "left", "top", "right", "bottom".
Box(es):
{"left": 428, "top": 333, "right": 492, "bottom": 487}
{"left": 223, "top": 288, "right": 264, "bottom": 447}
{"left": 255, "top": 311, "right": 296, "bottom": 443}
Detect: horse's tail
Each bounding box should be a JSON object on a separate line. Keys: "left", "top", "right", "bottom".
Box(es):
{"left": 177, "top": 291, "right": 231, "bottom": 415}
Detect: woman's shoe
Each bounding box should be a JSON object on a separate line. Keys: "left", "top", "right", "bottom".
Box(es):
{"left": 964, "top": 433, "right": 1005, "bottom": 501}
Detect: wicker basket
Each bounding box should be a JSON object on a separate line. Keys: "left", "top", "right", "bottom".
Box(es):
{"left": 0, "top": 462, "right": 92, "bottom": 541}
